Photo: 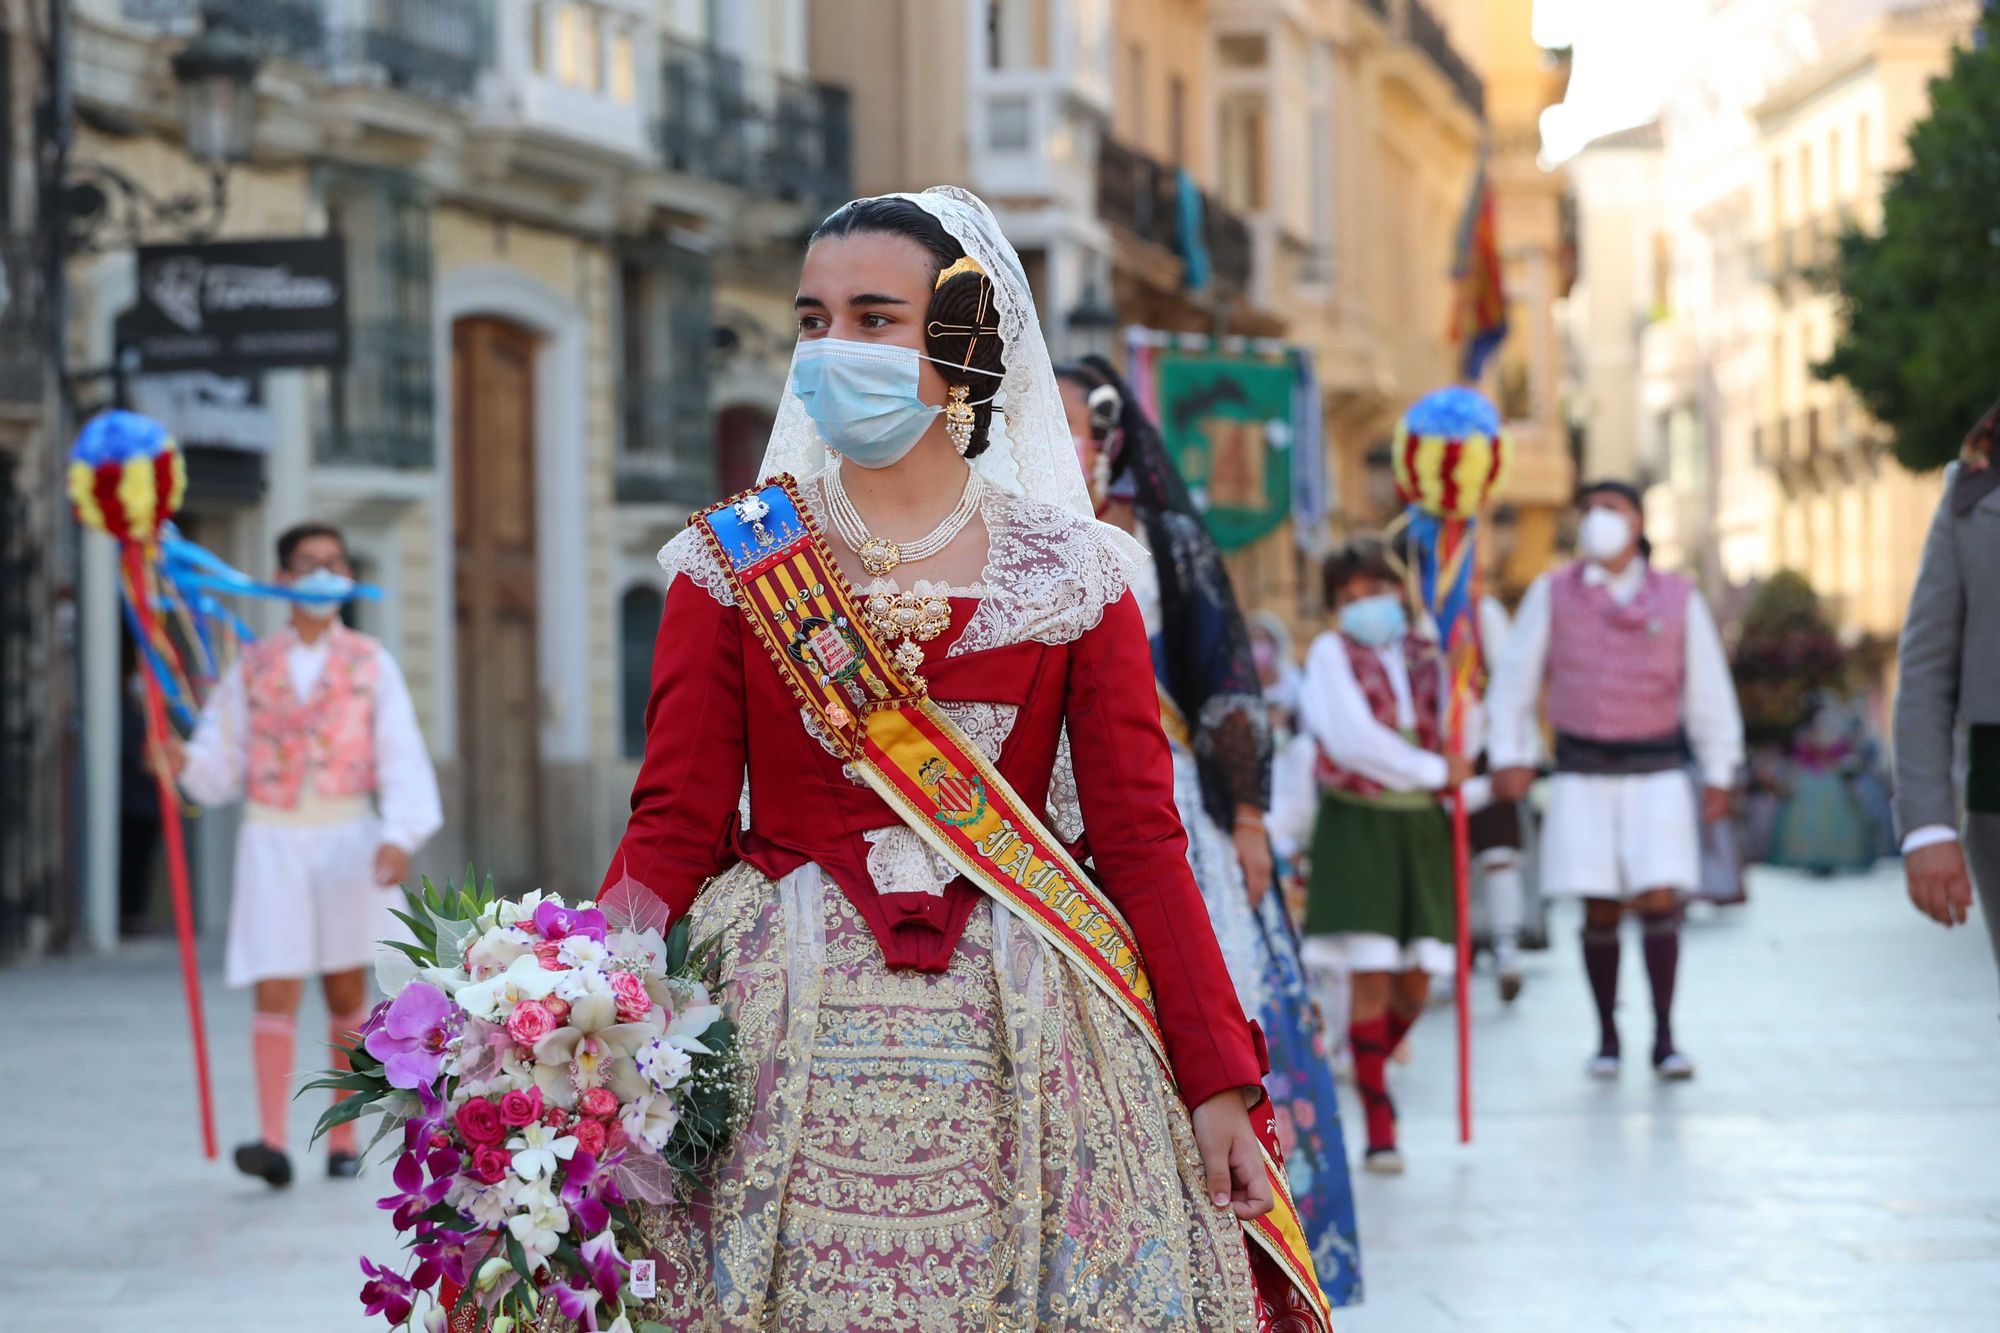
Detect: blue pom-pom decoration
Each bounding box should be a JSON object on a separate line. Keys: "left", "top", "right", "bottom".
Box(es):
{"left": 1403, "top": 386, "right": 1501, "bottom": 439}
{"left": 70, "top": 410, "right": 175, "bottom": 467}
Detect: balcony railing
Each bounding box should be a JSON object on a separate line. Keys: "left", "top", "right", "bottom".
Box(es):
{"left": 1098, "top": 137, "right": 1257, "bottom": 295}
{"left": 1097, "top": 137, "right": 1179, "bottom": 251}
{"left": 0, "top": 236, "right": 46, "bottom": 406}
{"left": 1208, "top": 203, "right": 1253, "bottom": 292}
{"left": 1406, "top": 0, "right": 1484, "bottom": 116}
{"left": 770, "top": 77, "right": 853, "bottom": 208}
{"left": 334, "top": 0, "right": 490, "bottom": 103}
{"left": 203, "top": 0, "right": 327, "bottom": 62}
{"left": 660, "top": 37, "right": 755, "bottom": 187}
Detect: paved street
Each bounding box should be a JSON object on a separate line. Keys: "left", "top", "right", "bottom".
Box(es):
{"left": 6, "top": 860, "right": 1999, "bottom": 1330}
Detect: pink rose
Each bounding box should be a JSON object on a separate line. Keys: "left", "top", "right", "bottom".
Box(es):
{"left": 604, "top": 1121, "right": 631, "bottom": 1155}
{"left": 454, "top": 1097, "right": 506, "bottom": 1147}
{"left": 608, "top": 971, "right": 652, "bottom": 1023}
{"left": 543, "top": 996, "right": 571, "bottom": 1024}
{"left": 471, "top": 1145, "right": 510, "bottom": 1185}
{"left": 571, "top": 1119, "right": 607, "bottom": 1157}
{"left": 498, "top": 1087, "right": 543, "bottom": 1129}
{"left": 541, "top": 1105, "right": 573, "bottom": 1130}
{"left": 578, "top": 1087, "right": 619, "bottom": 1121}
{"left": 506, "top": 1000, "right": 557, "bottom": 1047}
{"left": 533, "top": 940, "right": 565, "bottom": 971}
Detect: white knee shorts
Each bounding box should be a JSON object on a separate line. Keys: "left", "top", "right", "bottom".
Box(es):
{"left": 224, "top": 812, "right": 400, "bottom": 988}
{"left": 1540, "top": 770, "right": 1701, "bottom": 901}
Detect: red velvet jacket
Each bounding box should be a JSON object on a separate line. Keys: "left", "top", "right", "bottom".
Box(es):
{"left": 603, "top": 543, "right": 1264, "bottom": 1111}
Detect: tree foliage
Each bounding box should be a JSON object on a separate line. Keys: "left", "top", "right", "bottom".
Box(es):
{"left": 1731, "top": 570, "right": 1848, "bottom": 747}
{"left": 1818, "top": 19, "right": 2000, "bottom": 472}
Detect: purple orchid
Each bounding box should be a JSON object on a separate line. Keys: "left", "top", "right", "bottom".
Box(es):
{"left": 559, "top": 1151, "right": 624, "bottom": 1234}
{"left": 409, "top": 1224, "right": 461, "bottom": 1289}
{"left": 577, "top": 1228, "right": 629, "bottom": 1306}
{"left": 532, "top": 900, "right": 609, "bottom": 944}
{"left": 358, "top": 1256, "right": 417, "bottom": 1326}
{"left": 551, "top": 1276, "right": 603, "bottom": 1331}
{"left": 363, "top": 982, "right": 456, "bottom": 1090}
{"left": 377, "top": 1144, "right": 460, "bottom": 1232}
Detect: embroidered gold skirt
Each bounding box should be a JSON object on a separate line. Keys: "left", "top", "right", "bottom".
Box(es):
{"left": 623, "top": 862, "right": 1259, "bottom": 1332}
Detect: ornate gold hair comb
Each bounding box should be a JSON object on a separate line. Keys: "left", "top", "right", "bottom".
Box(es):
{"left": 934, "top": 255, "right": 987, "bottom": 290}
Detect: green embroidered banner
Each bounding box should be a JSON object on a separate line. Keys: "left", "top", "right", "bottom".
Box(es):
{"left": 1154, "top": 352, "right": 1296, "bottom": 551}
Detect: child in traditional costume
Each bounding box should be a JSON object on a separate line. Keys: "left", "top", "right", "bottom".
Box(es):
{"left": 1298, "top": 539, "right": 1473, "bottom": 1175}
{"left": 163, "top": 522, "right": 441, "bottom": 1185}
{"left": 1487, "top": 481, "right": 1743, "bottom": 1080}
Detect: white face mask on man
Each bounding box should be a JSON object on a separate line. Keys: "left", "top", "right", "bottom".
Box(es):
{"left": 1578, "top": 507, "right": 1637, "bottom": 566}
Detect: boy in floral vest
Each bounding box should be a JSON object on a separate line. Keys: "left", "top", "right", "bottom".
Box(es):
{"left": 160, "top": 522, "right": 441, "bottom": 1186}
{"left": 1487, "top": 482, "right": 1743, "bottom": 1081}
{"left": 1298, "top": 539, "right": 1473, "bottom": 1175}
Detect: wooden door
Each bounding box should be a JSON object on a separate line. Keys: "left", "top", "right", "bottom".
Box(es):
{"left": 452, "top": 317, "right": 541, "bottom": 887}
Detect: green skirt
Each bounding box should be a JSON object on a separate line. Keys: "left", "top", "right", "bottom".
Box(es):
{"left": 1304, "top": 791, "right": 1456, "bottom": 944}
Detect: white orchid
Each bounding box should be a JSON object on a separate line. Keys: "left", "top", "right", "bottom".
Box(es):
{"left": 619, "top": 1092, "right": 683, "bottom": 1151}
{"left": 507, "top": 1123, "right": 578, "bottom": 1181}
{"left": 505, "top": 1189, "right": 570, "bottom": 1259}
{"left": 465, "top": 925, "right": 535, "bottom": 981}
{"left": 446, "top": 1175, "right": 518, "bottom": 1230}
{"left": 633, "top": 1035, "right": 693, "bottom": 1093}
{"left": 455, "top": 954, "right": 562, "bottom": 1022}
{"left": 662, "top": 980, "right": 723, "bottom": 1056}
{"left": 606, "top": 927, "right": 668, "bottom": 973}
{"left": 557, "top": 935, "right": 609, "bottom": 970}
{"left": 492, "top": 890, "right": 552, "bottom": 928}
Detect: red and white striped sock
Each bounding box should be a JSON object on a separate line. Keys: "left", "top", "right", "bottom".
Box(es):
{"left": 250, "top": 1011, "right": 296, "bottom": 1151}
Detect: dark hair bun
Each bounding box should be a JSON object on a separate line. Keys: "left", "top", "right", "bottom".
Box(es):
{"left": 925, "top": 267, "right": 1007, "bottom": 459}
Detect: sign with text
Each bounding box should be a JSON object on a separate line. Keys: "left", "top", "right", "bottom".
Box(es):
{"left": 128, "top": 236, "right": 348, "bottom": 373}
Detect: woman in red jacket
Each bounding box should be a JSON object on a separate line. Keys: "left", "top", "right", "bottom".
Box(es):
{"left": 603, "top": 189, "right": 1288, "bottom": 1330}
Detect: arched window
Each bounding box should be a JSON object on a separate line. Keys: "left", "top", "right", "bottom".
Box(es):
{"left": 716, "top": 404, "right": 775, "bottom": 497}
{"left": 620, "top": 584, "right": 665, "bottom": 758}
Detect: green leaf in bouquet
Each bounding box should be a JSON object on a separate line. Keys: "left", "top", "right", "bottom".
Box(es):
{"left": 421, "top": 1201, "right": 480, "bottom": 1232}
{"left": 429, "top": 905, "right": 477, "bottom": 963}
{"left": 388, "top": 907, "right": 438, "bottom": 952}
{"left": 381, "top": 937, "right": 432, "bottom": 968}
{"left": 664, "top": 917, "right": 692, "bottom": 974}
{"left": 309, "top": 1093, "right": 373, "bottom": 1144}
{"left": 296, "top": 1069, "right": 385, "bottom": 1097}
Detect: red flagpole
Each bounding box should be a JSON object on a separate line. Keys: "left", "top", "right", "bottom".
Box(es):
{"left": 1444, "top": 519, "right": 1475, "bottom": 1145}
{"left": 125, "top": 542, "right": 219, "bottom": 1159}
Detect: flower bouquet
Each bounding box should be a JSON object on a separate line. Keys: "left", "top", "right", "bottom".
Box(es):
{"left": 310, "top": 873, "right": 735, "bottom": 1331}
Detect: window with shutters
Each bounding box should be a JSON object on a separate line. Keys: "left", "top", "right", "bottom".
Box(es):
{"left": 317, "top": 167, "right": 436, "bottom": 469}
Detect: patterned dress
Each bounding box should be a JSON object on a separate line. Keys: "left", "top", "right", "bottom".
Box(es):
{"left": 601, "top": 475, "right": 1272, "bottom": 1331}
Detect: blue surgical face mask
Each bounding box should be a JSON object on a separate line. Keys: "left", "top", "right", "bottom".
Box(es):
{"left": 791, "top": 337, "right": 1000, "bottom": 469}
{"left": 290, "top": 567, "right": 357, "bottom": 621}
{"left": 1338, "top": 594, "right": 1408, "bottom": 648}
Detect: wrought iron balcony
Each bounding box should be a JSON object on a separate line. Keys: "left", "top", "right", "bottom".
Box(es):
{"left": 1405, "top": 0, "right": 1484, "bottom": 116}
{"left": 201, "top": 0, "right": 327, "bottom": 62}
{"left": 770, "top": 77, "right": 853, "bottom": 209}
{"left": 1097, "top": 137, "right": 1179, "bottom": 252}
{"left": 1206, "top": 200, "right": 1254, "bottom": 292}
{"left": 335, "top": 0, "right": 490, "bottom": 103}
{"left": 659, "top": 37, "right": 755, "bottom": 187}
{"left": 0, "top": 236, "right": 46, "bottom": 407}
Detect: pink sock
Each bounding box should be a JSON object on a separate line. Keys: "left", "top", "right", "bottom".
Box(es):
{"left": 327, "top": 1007, "right": 370, "bottom": 1155}
{"left": 251, "top": 1012, "right": 297, "bottom": 1150}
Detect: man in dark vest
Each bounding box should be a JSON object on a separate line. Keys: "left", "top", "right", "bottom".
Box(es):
{"left": 1489, "top": 482, "right": 1744, "bottom": 1081}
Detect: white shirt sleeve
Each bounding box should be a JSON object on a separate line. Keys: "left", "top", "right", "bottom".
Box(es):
{"left": 178, "top": 661, "right": 248, "bottom": 806}
{"left": 1681, "top": 590, "right": 1745, "bottom": 789}
{"left": 1484, "top": 574, "right": 1552, "bottom": 770}
{"left": 1901, "top": 824, "right": 1960, "bottom": 854}
{"left": 1299, "top": 633, "right": 1450, "bottom": 793}
{"left": 372, "top": 651, "right": 444, "bottom": 853}
{"left": 1266, "top": 732, "right": 1319, "bottom": 857}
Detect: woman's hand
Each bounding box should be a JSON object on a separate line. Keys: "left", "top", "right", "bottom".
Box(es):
{"left": 1190, "top": 1090, "right": 1274, "bottom": 1221}
{"left": 1232, "top": 809, "right": 1274, "bottom": 909}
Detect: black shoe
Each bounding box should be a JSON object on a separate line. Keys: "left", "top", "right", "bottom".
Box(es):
{"left": 234, "top": 1140, "right": 293, "bottom": 1188}
{"left": 327, "top": 1151, "right": 361, "bottom": 1179}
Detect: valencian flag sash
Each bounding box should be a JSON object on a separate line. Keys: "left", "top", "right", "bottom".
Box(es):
{"left": 692, "top": 476, "right": 1334, "bottom": 1332}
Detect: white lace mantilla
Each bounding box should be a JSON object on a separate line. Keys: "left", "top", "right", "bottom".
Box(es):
{"left": 656, "top": 475, "right": 1130, "bottom": 655}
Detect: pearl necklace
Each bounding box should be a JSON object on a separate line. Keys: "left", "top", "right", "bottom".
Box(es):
{"left": 823, "top": 464, "right": 984, "bottom": 578}
{"left": 822, "top": 466, "right": 982, "bottom": 677}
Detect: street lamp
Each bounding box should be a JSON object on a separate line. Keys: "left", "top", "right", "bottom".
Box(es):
{"left": 1066, "top": 282, "right": 1119, "bottom": 362}
{"left": 172, "top": 21, "right": 262, "bottom": 166}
